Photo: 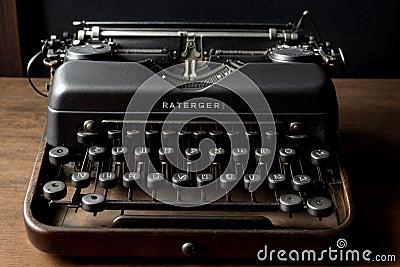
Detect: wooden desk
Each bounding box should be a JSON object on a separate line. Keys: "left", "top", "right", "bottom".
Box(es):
{"left": 0, "top": 78, "right": 398, "bottom": 266}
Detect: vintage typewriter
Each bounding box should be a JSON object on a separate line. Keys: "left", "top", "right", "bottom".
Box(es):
{"left": 24, "top": 11, "right": 352, "bottom": 257}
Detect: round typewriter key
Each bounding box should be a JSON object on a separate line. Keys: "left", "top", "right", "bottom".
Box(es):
{"left": 122, "top": 172, "right": 141, "bottom": 188}
{"left": 268, "top": 173, "right": 286, "bottom": 190}
{"left": 159, "top": 147, "right": 174, "bottom": 161}
{"left": 77, "top": 131, "right": 98, "bottom": 145}
{"left": 108, "top": 129, "right": 122, "bottom": 140}
{"left": 71, "top": 171, "right": 90, "bottom": 188}
{"left": 185, "top": 147, "right": 200, "bottom": 161}
{"left": 134, "top": 147, "right": 150, "bottom": 161}
{"left": 81, "top": 193, "right": 106, "bottom": 213}
{"left": 232, "top": 148, "right": 248, "bottom": 163}
{"left": 279, "top": 147, "right": 297, "bottom": 163}
{"left": 209, "top": 147, "right": 225, "bottom": 162}
{"left": 243, "top": 174, "right": 262, "bottom": 191}
{"left": 172, "top": 173, "right": 190, "bottom": 188}
{"left": 209, "top": 130, "right": 224, "bottom": 146}
{"left": 126, "top": 129, "right": 140, "bottom": 139}
{"left": 43, "top": 180, "right": 67, "bottom": 200}
{"left": 98, "top": 172, "right": 118, "bottom": 189}
{"left": 306, "top": 197, "right": 333, "bottom": 218}
{"left": 196, "top": 173, "right": 213, "bottom": 186}
{"left": 219, "top": 173, "right": 238, "bottom": 189}
{"left": 292, "top": 174, "right": 312, "bottom": 192}
{"left": 48, "top": 146, "right": 69, "bottom": 165}
{"left": 147, "top": 173, "right": 165, "bottom": 189}
{"left": 111, "top": 146, "right": 128, "bottom": 162}
{"left": 88, "top": 146, "right": 106, "bottom": 161}
{"left": 279, "top": 194, "right": 303, "bottom": 214}
{"left": 311, "top": 149, "right": 330, "bottom": 166}
{"left": 193, "top": 130, "right": 207, "bottom": 140}
{"left": 255, "top": 148, "right": 272, "bottom": 162}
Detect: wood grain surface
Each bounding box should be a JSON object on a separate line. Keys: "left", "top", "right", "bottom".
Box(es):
{"left": 0, "top": 77, "right": 398, "bottom": 266}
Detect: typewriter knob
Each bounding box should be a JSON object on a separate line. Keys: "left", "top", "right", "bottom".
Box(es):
{"left": 268, "top": 173, "right": 286, "bottom": 190}
{"left": 48, "top": 146, "right": 69, "bottom": 165}
{"left": 43, "top": 180, "right": 67, "bottom": 200}
{"left": 292, "top": 174, "right": 312, "bottom": 192}
{"left": 134, "top": 147, "right": 150, "bottom": 161}
{"left": 311, "top": 149, "right": 330, "bottom": 166}
{"left": 279, "top": 194, "right": 303, "bottom": 214}
{"left": 81, "top": 193, "right": 106, "bottom": 213}
{"left": 98, "top": 172, "right": 118, "bottom": 189}
{"left": 269, "top": 47, "right": 317, "bottom": 63}
{"left": 71, "top": 171, "right": 90, "bottom": 189}
{"left": 306, "top": 197, "right": 333, "bottom": 218}
{"left": 123, "top": 172, "right": 141, "bottom": 188}
{"left": 65, "top": 44, "right": 112, "bottom": 61}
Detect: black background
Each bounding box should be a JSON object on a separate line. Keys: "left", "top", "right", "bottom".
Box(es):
{"left": 17, "top": 0, "right": 400, "bottom": 78}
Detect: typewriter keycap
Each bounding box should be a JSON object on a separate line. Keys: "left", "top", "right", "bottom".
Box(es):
{"left": 81, "top": 193, "right": 106, "bottom": 213}
{"left": 98, "top": 172, "right": 118, "bottom": 189}
{"left": 232, "top": 148, "right": 248, "bottom": 162}
{"left": 209, "top": 147, "right": 225, "bottom": 162}
{"left": 255, "top": 148, "right": 272, "bottom": 162}
{"left": 77, "top": 131, "right": 97, "bottom": 145}
{"left": 196, "top": 173, "right": 213, "bottom": 186}
{"left": 48, "top": 146, "right": 69, "bottom": 165}
{"left": 185, "top": 147, "right": 200, "bottom": 161}
{"left": 43, "top": 180, "right": 67, "bottom": 200}
{"left": 162, "top": 130, "right": 177, "bottom": 146}
{"left": 311, "top": 149, "right": 330, "bottom": 166}
{"left": 172, "top": 173, "right": 190, "bottom": 187}
{"left": 243, "top": 174, "right": 262, "bottom": 191}
{"left": 279, "top": 194, "right": 303, "bottom": 214}
{"left": 126, "top": 129, "right": 141, "bottom": 141}
{"left": 292, "top": 174, "right": 312, "bottom": 192}
{"left": 134, "top": 147, "right": 150, "bottom": 161}
{"left": 279, "top": 148, "right": 297, "bottom": 163}
{"left": 220, "top": 173, "right": 238, "bottom": 189}
{"left": 88, "top": 146, "right": 106, "bottom": 161}
{"left": 209, "top": 130, "right": 224, "bottom": 146}
{"left": 268, "top": 173, "right": 286, "bottom": 190}
{"left": 306, "top": 197, "right": 333, "bottom": 218}
{"left": 111, "top": 146, "right": 128, "bottom": 162}
{"left": 108, "top": 129, "right": 122, "bottom": 140}
{"left": 159, "top": 147, "right": 174, "bottom": 161}
{"left": 71, "top": 171, "right": 90, "bottom": 188}
{"left": 147, "top": 173, "right": 165, "bottom": 189}
{"left": 122, "top": 172, "right": 141, "bottom": 188}
{"left": 193, "top": 130, "right": 207, "bottom": 142}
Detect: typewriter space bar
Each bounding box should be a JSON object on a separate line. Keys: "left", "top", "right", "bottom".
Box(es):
{"left": 112, "top": 215, "right": 273, "bottom": 229}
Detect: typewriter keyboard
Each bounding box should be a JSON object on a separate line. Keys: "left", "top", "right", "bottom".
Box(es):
{"left": 39, "top": 121, "right": 347, "bottom": 230}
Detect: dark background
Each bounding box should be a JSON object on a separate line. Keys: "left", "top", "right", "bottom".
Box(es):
{"left": 17, "top": 0, "right": 400, "bottom": 78}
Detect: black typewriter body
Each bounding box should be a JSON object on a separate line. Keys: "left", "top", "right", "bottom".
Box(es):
{"left": 24, "top": 12, "right": 353, "bottom": 258}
